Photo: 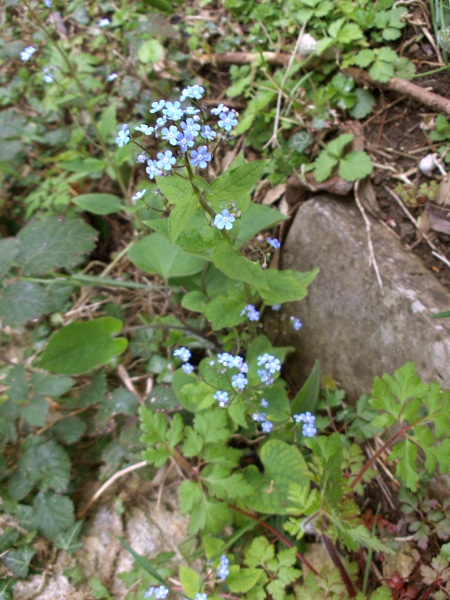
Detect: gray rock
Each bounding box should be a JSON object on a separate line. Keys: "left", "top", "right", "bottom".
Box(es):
{"left": 277, "top": 195, "right": 450, "bottom": 399}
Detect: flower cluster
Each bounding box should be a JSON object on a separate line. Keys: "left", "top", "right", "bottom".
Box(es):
{"left": 293, "top": 412, "right": 317, "bottom": 437}
{"left": 214, "top": 390, "right": 229, "bottom": 408}
{"left": 257, "top": 353, "right": 281, "bottom": 386}
{"left": 217, "top": 555, "right": 230, "bottom": 580}
{"left": 20, "top": 45, "right": 36, "bottom": 61}
{"left": 290, "top": 316, "right": 302, "bottom": 331}
{"left": 173, "top": 347, "right": 194, "bottom": 374}
{"left": 252, "top": 402, "right": 273, "bottom": 433}
{"left": 241, "top": 304, "right": 260, "bottom": 322}
{"left": 42, "top": 66, "right": 55, "bottom": 83}
{"left": 144, "top": 586, "right": 169, "bottom": 600}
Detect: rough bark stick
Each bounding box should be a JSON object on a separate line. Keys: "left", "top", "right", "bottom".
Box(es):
{"left": 192, "top": 51, "right": 450, "bottom": 115}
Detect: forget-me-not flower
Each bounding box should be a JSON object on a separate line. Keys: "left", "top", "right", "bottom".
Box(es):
{"left": 180, "top": 84, "right": 205, "bottom": 101}
{"left": 211, "top": 103, "right": 229, "bottom": 115}
{"left": 162, "top": 101, "right": 184, "bottom": 120}
{"left": 267, "top": 237, "right": 281, "bottom": 249}
{"left": 161, "top": 125, "right": 179, "bottom": 145}
{"left": 146, "top": 159, "right": 163, "bottom": 180}
{"left": 290, "top": 316, "right": 302, "bottom": 331}
{"left": 201, "top": 125, "right": 217, "bottom": 141}
{"left": 150, "top": 100, "right": 166, "bottom": 113}
{"left": 217, "top": 111, "right": 238, "bottom": 131}
{"left": 20, "top": 46, "right": 37, "bottom": 61}
{"left": 217, "top": 555, "right": 230, "bottom": 579}
{"left": 176, "top": 131, "right": 195, "bottom": 153}
{"left": 132, "top": 189, "right": 147, "bottom": 202}
{"left": 231, "top": 373, "right": 248, "bottom": 390}
{"left": 173, "top": 347, "right": 191, "bottom": 362}
{"left": 181, "top": 118, "right": 201, "bottom": 137}
{"left": 156, "top": 149, "right": 176, "bottom": 171}
{"left": 241, "top": 304, "right": 260, "bottom": 322}
{"left": 135, "top": 124, "right": 154, "bottom": 135}
{"left": 43, "top": 67, "right": 55, "bottom": 83}
{"left": 145, "top": 586, "right": 169, "bottom": 599}
{"left": 98, "top": 18, "right": 110, "bottom": 27}
{"left": 214, "top": 391, "right": 229, "bottom": 408}
{"left": 108, "top": 72, "right": 118, "bottom": 81}
{"left": 182, "top": 363, "right": 194, "bottom": 375}
{"left": 116, "top": 125, "right": 130, "bottom": 147}
{"left": 213, "top": 209, "right": 235, "bottom": 231}
{"left": 190, "top": 146, "right": 212, "bottom": 169}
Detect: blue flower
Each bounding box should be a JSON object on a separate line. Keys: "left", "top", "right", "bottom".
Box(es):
{"left": 190, "top": 146, "right": 212, "bottom": 169}
{"left": 107, "top": 72, "right": 118, "bottom": 81}
{"left": 116, "top": 124, "right": 130, "bottom": 147}
{"left": 161, "top": 125, "right": 180, "bottom": 146}
{"left": 146, "top": 159, "right": 163, "bottom": 180}
{"left": 211, "top": 103, "right": 230, "bottom": 115}
{"left": 257, "top": 369, "right": 274, "bottom": 386}
{"left": 290, "top": 316, "right": 302, "bottom": 331}
{"left": 261, "top": 420, "right": 273, "bottom": 433}
{"left": 184, "top": 106, "right": 201, "bottom": 115}
{"left": 44, "top": 0, "right": 52, "bottom": 6}
{"left": 181, "top": 118, "right": 201, "bottom": 137}
{"left": 213, "top": 209, "right": 235, "bottom": 231}
{"left": 194, "top": 594, "right": 208, "bottom": 600}
{"left": 214, "top": 391, "right": 229, "bottom": 407}
{"left": 180, "top": 84, "right": 205, "bottom": 101}
{"left": 261, "top": 398, "right": 269, "bottom": 408}
{"left": 135, "top": 124, "right": 154, "bottom": 135}
{"left": 182, "top": 363, "right": 194, "bottom": 375}
{"left": 271, "top": 304, "right": 282, "bottom": 311}
{"left": 145, "top": 586, "right": 169, "bottom": 599}
{"left": 43, "top": 67, "right": 55, "bottom": 83}
{"left": 217, "top": 555, "right": 230, "bottom": 580}
{"left": 20, "top": 46, "right": 37, "bottom": 61}
{"left": 231, "top": 373, "right": 248, "bottom": 390}
{"left": 293, "top": 412, "right": 315, "bottom": 424}
{"left": 173, "top": 347, "right": 191, "bottom": 362}
{"left": 156, "top": 150, "right": 176, "bottom": 171}
{"left": 241, "top": 304, "right": 260, "bottom": 322}
{"left": 257, "top": 354, "right": 281, "bottom": 373}
{"left": 150, "top": 100, "right": 166, "bottom": 113}
{"left": 98, "top": 18, "right": 110, "bottom": 27}
{"left": 132, "top": 189, "right": 147, "bottom": 202}
{"left": 136, "top": 152, "right": 149, "bottom": 163}
{"left": 252, "top": 412, "right": 267, "bottom": 423}
{"left": 267, "top": 237, "right": 281, "bottom": 249}
{"left": 175, "top": 131, "right": 195, "bottom": 153}
{"left": 163, "top": 101, "right": 184, "bottom": 120}
{"left": 217, "top": 353, "right": 235, "bottom": 368}
{"left": 302, "top": 423, "right": 317, "bottom": 437}
{"left": 217, "top": 111, "right": 238, "bottom": 131}
{"left": 201, "top": 125, "right": 217, "bottom": 141}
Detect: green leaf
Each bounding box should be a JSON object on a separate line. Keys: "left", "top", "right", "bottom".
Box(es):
{"left": 291, "top": 360, "right": 321, "bottom": 415}
{"left": 349, "top": 89, "right": 375, "bottom": 119}
{"left": 72, "top": 193, "right": 124, "bottom": 215}
{"left": 16, "top": 216, "right": 97, "bottom": 276}
{"left": 128, "top": 233, "right": 205, "bottom": 279}
{"left": 213, "top": 240, "right": 268, "bottom": 290}
{"left": 32, "top": 374, "right": 75, "bottom": 397}
{"left": 169, "top": 193, "right": 198, "bottom": 245}
{"left": 22, "top": 395, "right": 49, "bottom": 427}
{"left": 209, "top": 159, "right": 267, "bottom": 212}
{"left": 18, "top": 439, "right": 71, "bottom": 493}
{"left": 227, "top": 567, "right": 263, "bottom": 593}
{"left": 138, "top": 39, "right": 165, "bottom": 64}
{"left": 338, "top": 151, "right": 373, "bottom": 181}
{"left": 313, "top": 151, "right": 338, "bottom": 183}
{"left": 355, "top": 49, "right": 375, "bottom": 67}
{"left": 1, "top": 548, "right": 36, "bottom": 579}
{"left": 156, "top": 175, "right": 193, "bottom": 205}
{"left": 0, "top": 281, "right": 54, "bottom": 325}
{"left": 54, "top": 521, "right": 84, "bottom": 554}
{"left": 118, "top": 537, "right": 167, "bottom": 584}
{"left": 179, "top": 565, "right": 201, "bottom": 599}
{"left": 204, "top": 297, "right": 246, "bottom": 330}
{"left": 181, "top": 291, "right": 206, "bottom": 313}
{"left": 233, "top": 91, "right": 277, "bottom": 136}
{"left": 0, "top": 238, "right": 18, "bottom": 281}
{"left": 244, "top": 440, "right": 310, "bottom": 514}
{"left": 238, "top": 203, "right": 288, "bottom": 246}
{"left": 369, "top": 60, "right": 394, "bottom": 83}
{"left": 259, "top": 268, "right": 318, "bottom": 304}
{"left": 33, "top": 492, "right": 75, "bottom": 539}
{"left": 40, "top": 317, "right": 128, "bottom": 375}
{"left": 0, "top": 577, "right": 15, "bottom": 600}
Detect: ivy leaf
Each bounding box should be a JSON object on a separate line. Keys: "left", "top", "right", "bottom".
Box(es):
{"left": 16, "top": 216, "right": 97, "bottom": 276}
{"left": 338, "top": 151, "right": 373, "bottom": 181}
{"left": 0, "top": 577, "right": 16, "bottom": 600}
{"left": 1, "top": 548, "right": 36, "bottom": 579}
{"left": 54, "top": 521, "right": 84, "bottom": 554}
{"left": 32, "top": 492, "right": 75, "bottom": 539}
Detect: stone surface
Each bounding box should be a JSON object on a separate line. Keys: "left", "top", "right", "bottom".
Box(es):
{"left": 277, "top": 195, "right": 450, "bottom": 399}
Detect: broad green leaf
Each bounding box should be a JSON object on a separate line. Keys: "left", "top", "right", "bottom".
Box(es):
{"left": 227, "top": 567, "right": 263, "bottom": 593}
{"left": 156, "top": 175, "right": 193, "bottom": 205}
{"left": 128, "top": 233, "right": 205, "bottom": 279}
{"left": 33, "top": 492, "right": 75, "bottom": 539}
{"left": 179, "top": 565, "right": 201, "bottom": 599}
{"left": 138, "top": 39, "right": 164, "bottom": 64}
{"left": 259, "top": 268, "right": 318, "bottom": 304}
{"left": 97, "top": 103, "right": 117, "bottom": 140}
{"left": 291, "top": 360, "right": 321, "bottom": 415}
{"left": 0, "top": 238, "right": 18, "bottom": 280}
{"left": 338, "top": 151, "right": 373, "bottom": 181}
{"left": 169, "top": 193, "right": 198, "bottom": 245}
{"left": 16, "top": 216, "right": 97, "bottom": 276}
{"left": 0, "top": 281, "right": 53, "bottom": 325}
{"left": 313, "top": 151, "right": 338, "bottom": 182}
{"left": 326, "top": 133, "right": 354, "bottom": 158}
{"left": 209, "top": 160, "right": 267, "bottom": 211}
{"left": 52, "top": 417, "right": 87, "bottom": 444}
{"left": 40, "top": 317, "right": 128, "bottom": 375}
{"left": 213, "top": 240, "right": 268, "bottom": 290}
{"left": 73, "top": 193, "right": 124, "bottom": 215}
{"left": 233, "top": 91, "right": 277, "bottom": 136}
{"left": 238, "top": 203, "right": 288, "bottom": 246}
{"left": 181, "top": 291, "right": 206, "bottom": 313}
{"left": 244, "top": 440, "right": 310, "bottom": 514}
{"left": 1, "top": 548, "right": 36, "bottom": 579}
{"left": 204, "top": 297, "right": 246, "bottom": 330}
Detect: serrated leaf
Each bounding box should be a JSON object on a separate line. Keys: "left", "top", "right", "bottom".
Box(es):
{"left": 213, "top": 240, "right": 268, "bottom": 289}
{"left": 33, "top": 492, "right": 75, "bottom": 539}
{"left": 32, "top": 374, "right": 75, "bottom": 397}
{"left": 369, "top": 60, "right": 394, "bottom": 83}
{"left": 138, "top": 39, "right": 164, "bottom": 64}
{"left": 128, "top": 233, "right": 205, "bottom": 279}
{"left": 73, "top": 193, "right": 124, "bottom": 215}
{"left": 16, "top": 216, "right": 97, "bottom": 276}
{"left": 349, "top": 89, "right": 375, "bottom": 119}
{"left": 355, "top": 49, "right": 375, "bottom": 67}
{"left": 169, "top": 193, "right": 198, "bottom": 245}
{"left": 313, "top": 151, "right": 338, "bottom": 183}
{"left": 40, "top": 317, "right": 128, "bottom": 375}
{"left": 227, "top": 567, "right": 263, "bottom": 593}
{"left": 1, "top": 548, "right": 36, "bottom": 579}
{"left": 179, "top": 565, "right": 201, "bottom": 598}
{"left": 0, "top": 281, "right": 54, "bottom": 325}
{"left": 338, "top": 151, "right": 373, "bottom": 181}
{"left": 22, "top": 395, "right": 49, "bottom": 427}
{"left": 18, "top": 439, "right": 71, "bottom": 493}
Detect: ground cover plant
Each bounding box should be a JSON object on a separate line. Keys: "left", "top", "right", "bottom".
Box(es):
{"left": 2, "top": 0, "right": 450, "bottom": 599}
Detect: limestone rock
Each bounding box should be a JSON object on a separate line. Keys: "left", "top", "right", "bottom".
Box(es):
{"left": 278, "top": 195, "right": 450, "bottom": 399}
